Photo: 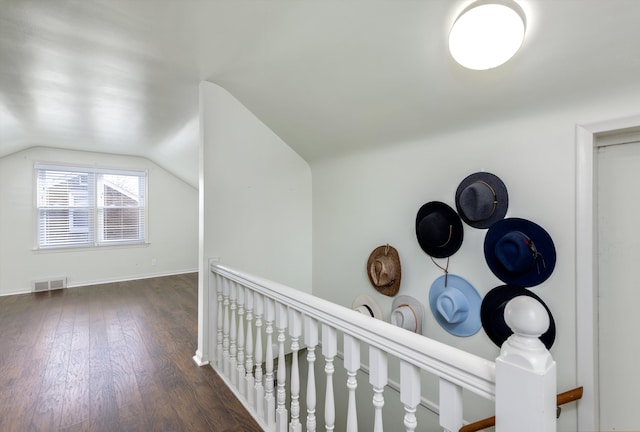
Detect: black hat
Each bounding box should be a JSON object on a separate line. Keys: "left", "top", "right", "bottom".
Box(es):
{"left": 415, "top": 201, "right": 463, "bottom": 258}
{"left": 484, "top": 218, "right": 556, "bottom": 287}
{"left": 455, "top": 172, "right": 508, "bottom": 229}
{"left": 480, "top": 285, "right": 556, "bottom": 349}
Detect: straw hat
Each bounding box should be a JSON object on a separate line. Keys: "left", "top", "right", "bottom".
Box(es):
{"left": 367, "top": 244, "right": 401, "bottom": 297}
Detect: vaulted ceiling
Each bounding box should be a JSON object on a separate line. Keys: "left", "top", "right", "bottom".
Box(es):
{"left": 2, "top": 1, "right": 640, "bottom": 186}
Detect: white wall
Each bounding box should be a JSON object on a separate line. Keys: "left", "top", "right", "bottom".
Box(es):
{"left": 199, "top": 82, "right": 312, "bottom": 290}
{"left": 197, "top": 81, "right": 312, "bottom": 362}
{"left": 311, "top": 90, "right": 640, "bottom": 431}
{"left": 0, "top": 147, "right": 198, "bottom": 295}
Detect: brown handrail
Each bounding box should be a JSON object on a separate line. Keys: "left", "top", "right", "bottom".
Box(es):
{"left": 459, "top": 386, "right": 584, "bottom": 432}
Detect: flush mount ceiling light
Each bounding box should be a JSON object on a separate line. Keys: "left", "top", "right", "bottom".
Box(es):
{"left": 449, "top": 0, "right": 526, "bottom": 70}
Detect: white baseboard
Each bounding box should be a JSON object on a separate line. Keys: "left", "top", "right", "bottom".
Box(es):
{"left": 0, "top": 269, "right": 198, "bottom": 297}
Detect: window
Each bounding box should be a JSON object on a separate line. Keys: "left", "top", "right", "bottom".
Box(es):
{"left": 36, "top": 164, "right": 147, "bottom": 249}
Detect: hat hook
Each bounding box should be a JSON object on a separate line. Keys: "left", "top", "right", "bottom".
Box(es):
{"left": 384, "top": 243, "right": 390, "bottom": 255}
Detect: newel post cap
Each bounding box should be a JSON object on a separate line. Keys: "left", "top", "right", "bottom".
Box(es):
{"left": 504, "top": 295, "right": 549, "bottom": 337}
{"left": 499, "top": 295, "right": 554, "bottom": 373}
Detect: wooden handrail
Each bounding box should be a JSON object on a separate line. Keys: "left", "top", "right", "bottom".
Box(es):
{"left": 459, "top": 386, "right": 584, "bottom": 432}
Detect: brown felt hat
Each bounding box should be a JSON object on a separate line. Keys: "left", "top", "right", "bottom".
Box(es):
{"left": 366, "top": 244, "right": 401, "bottom": 297}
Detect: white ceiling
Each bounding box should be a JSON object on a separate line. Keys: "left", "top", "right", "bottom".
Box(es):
{"left": 2, "top": 0, "right": 640, "bottom": 187}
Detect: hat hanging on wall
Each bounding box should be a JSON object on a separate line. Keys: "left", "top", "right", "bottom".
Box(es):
{"left": 367, "top": 244, "right": 402, "bottom": 297}
{"left": 415, "top": 201, "right": 464, "bottom": 259}
{"left": 390, "top": 295, "right": 424, "bottom": 334}
{"left": 352, "top": 294, "right": 383, "bottom": 320}
{"left": 481, "top": 284, "right": 556, "bottom": 350}
{"left": 484, "top": 217, "right": 556, "bottom": 287}
{"left": 429, "top": 274, "right": 482, "bottom": 337}
{"left": 455, "top": 172, "right": 509, "bottom": 229}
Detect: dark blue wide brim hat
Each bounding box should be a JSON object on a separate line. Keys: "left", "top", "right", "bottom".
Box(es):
{"left": 481, "top": 284, "right": 556, "bottom": 349}
{"left": 484, "top": 217, "right": 556, "bottom": 287}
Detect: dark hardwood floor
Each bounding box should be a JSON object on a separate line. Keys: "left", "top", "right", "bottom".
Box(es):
{"left": 0, "top": 273, "right": 263, "bottom": 432}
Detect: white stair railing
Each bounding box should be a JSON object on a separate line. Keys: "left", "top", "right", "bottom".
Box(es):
{"left": 207, "top": 263, "right": 557, "bottom": 432}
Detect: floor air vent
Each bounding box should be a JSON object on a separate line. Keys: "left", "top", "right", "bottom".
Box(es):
{"left": 32, "top": 277, "right": 67, "bottom": 292}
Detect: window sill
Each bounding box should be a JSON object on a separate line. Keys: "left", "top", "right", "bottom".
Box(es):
{"left": 33, "top": 242, "right": 151, "bottom": 253}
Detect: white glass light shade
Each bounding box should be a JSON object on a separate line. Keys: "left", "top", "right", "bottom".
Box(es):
{"left": 449, "top": 1, "right": 526, "bottom": 70}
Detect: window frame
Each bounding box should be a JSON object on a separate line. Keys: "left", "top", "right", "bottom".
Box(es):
{"left": 34, "top": 163, "right": 148, "bottom": 250}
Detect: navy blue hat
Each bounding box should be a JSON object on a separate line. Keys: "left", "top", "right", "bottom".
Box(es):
{"left": 481, "top": 285, "right": 556, "bottom": 349}
{"left": 416, "top": 201, "right": 464, "bottom": 258}
{"left": 484, "top": 218, "right": 556, "bottom": 287}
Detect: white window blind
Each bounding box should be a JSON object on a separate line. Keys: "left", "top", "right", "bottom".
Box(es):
{"left": 36, "top": 164, "right": 147, "bottom": 249}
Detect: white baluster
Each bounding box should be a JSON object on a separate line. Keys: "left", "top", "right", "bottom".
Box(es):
{"left": 304, "top": 316, "right": 318, "bottom": 432}
{"left": 400, "top": 361, "right": 420, "bottom": 432}
{"left": 322, "top": 324, "right": 337, "bottom": 432}
{"left": 344, "top": 334, "right": 360, "bottom": 432}
{"left": 439, "top": 379, "right": 462, "bottom": 432}
{"left": 288, "top": 309, "right": 302, "bottom": 432}
{"left": 496, "top": 296, "right": 556, "bottom": 432}
{"left": 222, "top": 278, "right": 230, "bottom": 377}
{"left": 245, "top": 289, "right": 255, "bottom": 407}
{"left": 369, "top": 346, "right": 387, "bottom": 432}
{"left": 216, "top": 273, "right": 224, "bottom": 368}
{"left": 237, "top": 286, "right": 246, "bottom": 394}
{"left": 276, "top": 302, "right": 288, "bottom": 432}
{"left": 229, "top": 282, "right": 238, "bottom": 386}
{"left": 264, "top": 297, "right": 276, "bottom": 429}
{"left": 254, "top": 292, "right": 265, "bottom": 418}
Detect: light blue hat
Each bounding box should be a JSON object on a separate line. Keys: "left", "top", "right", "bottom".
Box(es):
{"left": 429, "top": 274, "right": 482, "bottom": 337}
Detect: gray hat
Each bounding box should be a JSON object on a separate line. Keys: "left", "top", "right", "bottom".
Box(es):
{"left": 390, "top": 295, "right": 424, "bottom": 334}
{"left": 455, "top": 172, "right": 508, "bottom": 229}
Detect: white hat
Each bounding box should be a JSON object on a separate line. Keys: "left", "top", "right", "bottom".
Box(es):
{"left": 352, "top": 294, "right": 383, "bottom": 319}
{"left": 390, "top": 295, "right": 424, "bottom": 334}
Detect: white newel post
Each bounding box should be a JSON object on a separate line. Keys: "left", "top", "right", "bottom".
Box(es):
{"left": 400, "top": 361, "right": 420, "bottom": 432}
{"left": 289, "top": 308, "right": 302, "bottom": 432}
{"left": 305, "top": 316, "right": 319, "bottom": 432}
{"left": 264, "top": 296, "right": 276, "bottom": 429}
{"left": 237, "top": 285, "right": 246, "bottom": 394}
{"left": 276, "top": 302, "right": 288, "bottom": 432}
{"left": 254, "top": 292, "right": 265, "bottom": 418}
{"left": 495, "top": 296, "right": 557, "bottom": 432}
{"left": 344, "top": 334, "right": 360, "bottom": 432}
{"left": 245, "top": 289, "right": 255, "bottom": 407}
{"left": 322, "top": 324, "right": 337, "bottom": 432}
{"left": 369, "top": 346, "right": 388, "bottom": 432}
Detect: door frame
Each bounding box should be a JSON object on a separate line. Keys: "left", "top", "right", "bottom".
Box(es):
{"left": 575, "top": 114, "right": 640, "bottom": 431}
